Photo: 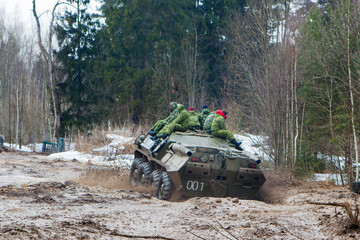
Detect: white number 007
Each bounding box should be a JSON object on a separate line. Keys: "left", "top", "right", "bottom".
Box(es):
{"left": 186, "top": 180, "right": 204, "bottom": 191}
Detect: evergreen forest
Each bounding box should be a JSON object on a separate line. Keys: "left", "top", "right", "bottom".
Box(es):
{"left": 1, "top": 0, "right": 360, "bottom": 180}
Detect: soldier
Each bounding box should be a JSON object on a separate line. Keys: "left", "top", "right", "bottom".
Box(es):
{"left": 148, "top": 102, "right": 179, "bottom": 136}
{"left": 187, "top": 107, "right": 201, "bottom": 130}
{"left": 198, "top": 105, "right": 210, "bottom": 130}
{"left": 211, "top": 110, "right": 243, "bottom": 150}
{"left": 203, "top": 111, "right": 216, "bottom": 134}
{"left": 155, "top": 104, "right": 189, "bottom": 139}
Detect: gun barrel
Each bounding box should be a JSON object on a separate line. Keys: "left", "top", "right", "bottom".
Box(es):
{"left": 171, "top": 143, "right": 193, "bottom": 157}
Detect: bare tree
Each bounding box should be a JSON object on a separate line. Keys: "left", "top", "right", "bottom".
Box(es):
{"left": 182, "top": 15, "right": 208, "bottom": 109}
{"left": 224, "top": 0, "right": 306, "bottom": 170}
{"left": 346, "top": 0, "right": 359, "bottom": 181}
{"left": 32, "top": 0, "right": 62, "bottom": 140}
{"left": 225, "top": 1, "right": 285, "bottom": 167}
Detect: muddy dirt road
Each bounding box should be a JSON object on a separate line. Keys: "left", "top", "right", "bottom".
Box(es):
{"left": 0, "top": 152, "right": 359, "bottom": 239}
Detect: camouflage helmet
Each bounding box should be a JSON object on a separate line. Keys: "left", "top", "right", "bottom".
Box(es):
{"left": 170, "top": 102, "right": 178, "bottom": 110}
{"left": 177, "top": 104, "right": 185, "bottom": 111}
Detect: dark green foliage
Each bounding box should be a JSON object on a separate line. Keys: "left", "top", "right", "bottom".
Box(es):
{"left": 101, "top": 0, "right": 192, "bottom": 123}
{"left": 295, "top": 147, "right": 328, "bottom": 178}
{"left": 198, "top": 0, "right": 246, "bottom": 97}
{"left": 55, "top": 0, "right": 116, "bottom": 132}
{"left": 99, "top": 0, "right": 247, "bottom": 123}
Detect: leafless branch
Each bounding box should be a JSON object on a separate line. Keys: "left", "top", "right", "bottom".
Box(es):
{"left": 306, "top": 201, "right": 345, "bottom": 207}
{"left": 110, "top": 230, "right": 176, "bottom": 240}
{"left": 185, "top": 229, "right": 207, "bottom": 240}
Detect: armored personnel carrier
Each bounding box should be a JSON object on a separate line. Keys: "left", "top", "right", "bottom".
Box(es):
{"left": 131, "top": 131, "right": 266, "bottom": 200}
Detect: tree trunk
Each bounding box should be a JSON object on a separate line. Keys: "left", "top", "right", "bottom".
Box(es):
{"left": 347, "top": 1, "right": 359, "bottom": 181}
{"left": 337, "top": 155, "right": 345, "bottom": 186}
{"left": 293, "top": 41, "right": 299, "bottom": 172}
{"left": 32, "top": 0, "right": 62, "bottom": 140}
{"left": 16, "top": 89, "right": 19, "bottom": 146}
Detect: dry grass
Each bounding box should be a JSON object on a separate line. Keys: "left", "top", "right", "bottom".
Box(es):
{"left": 121, "top": 141, "right": 137, "bottom": 154}
{"left": 108, "top": 123, "right": 150, "bottom": 137}
{"left": 77, "top": 166, "right": 129, "bottom": 190}
{"left": 74, "top": 127, "right": 110, "bottom": 153}
{"left": 343, "top": 195, "right": 360, "bottom": 231}
{"left": 73, "top": 124, "right": 150, "bottom": 154}
{"left": 77, "top": 166, "right": 156, "bottom": 195}
{"left": 300, "top": 180, "right": 340, "bottom": 190}
{"left": 109, "top": 123, "right": 149, "bottom": 154}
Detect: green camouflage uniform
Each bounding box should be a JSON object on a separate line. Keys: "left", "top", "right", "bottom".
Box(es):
{"left": 158, "top": 104, "right": 189, "bottom": 136}
{"left": 211, "top": 112, "right": 235, "bottom": 142}
{"left": 151, "top": 102, "right": 178, "bottom": 133}
{"left": 198, "top": 108, "right": 210, "bottom": 130}
{"left": 203, "top": 111, "right": 216, "bottom": 134}
{"left": 187, "top": 111, "right": 201, "bottom": 130}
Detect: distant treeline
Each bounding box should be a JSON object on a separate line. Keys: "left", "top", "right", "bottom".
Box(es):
{"left": 1, "top": 0, "right": 360, "bottom": 179}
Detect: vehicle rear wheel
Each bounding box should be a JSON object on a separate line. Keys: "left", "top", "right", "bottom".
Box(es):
{"left": 150, "top": 170, "right": 160, "bottom": 188}
{"left": 157, "top": 172, "right": 173, "bottom": 200}
{"left": 138, "top": 162, "right": 152, "bottom": 184}
{"left": 129, "top": 158, "right": 142, "bottom": 186}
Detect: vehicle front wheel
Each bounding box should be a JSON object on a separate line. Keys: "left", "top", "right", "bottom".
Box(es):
{"left": 157, "top": 172, "right": 173, "bottom": 200}
{"left": 129, "top": 158, "right": 142, "bottom": 186}
{"left": 138, "top": 162, "right": 152, "bottom": 184}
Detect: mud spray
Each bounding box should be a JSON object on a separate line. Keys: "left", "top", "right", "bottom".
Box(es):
{"left": 78, "top": 166, "right": 156, "bottom": 195}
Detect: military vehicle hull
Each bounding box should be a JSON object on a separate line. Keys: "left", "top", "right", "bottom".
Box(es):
{"left": 351, "top": 181, "right": 360, "bottom": 193}
{"left": 131, "top": 131, "right": 266, "bottom": 200}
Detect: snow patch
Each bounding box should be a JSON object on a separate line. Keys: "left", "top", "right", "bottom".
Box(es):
{"left": 47, "top": 150, "right": 134, "bottom": 168}
{"left": 4, "top": 143, "right": 33, "bottom": 152}
{"left": 92, "top": 134, "right": 133, "bottom": 155}
{"left": 234, "top": 133, "right": 272, "bottom": 161}
{"left": 47, "top": 134, "right": 134, "bottom": 168}
{"left": 314, "top": 173, "right": 346, "bottom": 185}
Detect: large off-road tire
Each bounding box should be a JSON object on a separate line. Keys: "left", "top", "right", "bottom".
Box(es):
{"left": 138, "top": 162, "right": 152, "bottom": 185}
{"left": 157, "top": 172, "right": 173, "bottom": 200}
{"left": 129, "top": 158, "right": 142, "bottom": 186}
{"left": 150, "top": 170, "right": 160, "bottom": 188}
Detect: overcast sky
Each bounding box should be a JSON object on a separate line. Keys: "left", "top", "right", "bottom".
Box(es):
{"left": 0, "top": 0, "right": 101, "bottom": 36}
{"left": 0, "top": 0, "right": 58, "bottom": 24}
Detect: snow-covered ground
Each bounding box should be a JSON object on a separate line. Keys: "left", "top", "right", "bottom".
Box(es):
{"left": 48, "top": 134, "right": 134, "bottom": 168}
{"left": 235, "top": 133, "right": 271, "bottom": 161}
{"left": 4, "top": 143, "right": 35, "bottom": 152}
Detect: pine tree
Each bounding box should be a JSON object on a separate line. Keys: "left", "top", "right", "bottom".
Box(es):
{"left": 55, "top": 0, "right": 114, "bottom": 132}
